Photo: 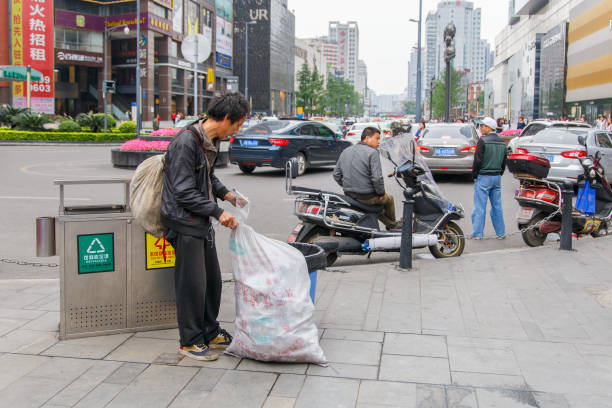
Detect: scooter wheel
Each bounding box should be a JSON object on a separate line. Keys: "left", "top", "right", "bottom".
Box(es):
{"left": 302, "top": 228, "right": 339, "bottom": 267}
{"left": 522, "top": 214, "right": 547, "bottom": 247}
{"left": 429, "top": 221, "right": 465, "bottom": 258}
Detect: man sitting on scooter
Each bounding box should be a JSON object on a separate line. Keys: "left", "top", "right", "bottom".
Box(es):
{"left": 333, "top": 126, "right": 401, "bottom": 231}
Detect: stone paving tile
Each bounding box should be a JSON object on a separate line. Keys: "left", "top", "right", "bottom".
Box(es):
{"left": 0, "top": 328, "right": 58, "bottom": 354}
{"left": 134, "top": 328, "right": 180, "bottom": 340}
{"left": 106, "top": 364, "right": 198, "bottom": 408}
{"left": 512, "top": 341, "right": 612, "bottom": 396}
{"left": 0, "top": 317, "right": 25, "bottom": 336}
{"left": 532, "top": 392, "right": 570, "bottom": 408}
{"left": 446, "top": 386, "right": 478, "bottom": 408}
{"left": 322, "top": 328, "right": 383, "bottom": 342}
{"left": 421, "top": 285, "right": 467, "bottom": 336}
{"left": 22, "top": 293, "right": 59, "bottom": 311}
{"left": 178, "top": 353, "right": 241, "bottom": 369}
{"left": 46, "top": 360, "right": 123, "bottom": 407}
{"left": 0, "top": 307, "right": 46, "bottom": 320}
{"left": 0, "top": 292, "right": 51, "bottom": 309}
{"left": 29, "top": 356, "right": 97, "bottom": 382}
{"left": 319, "top": 338, "right": 381, "bottom": 366}
{"left": 383, "top": 271, "right": 420, "bottom": 304}
{"left": 306, "top": 362, "right": 378, "bottom": 380}
{"left": 379, "top": 354, "right": 451, "bottom": 384}
{"left": 201, "top": 370, "right": 277, "bottom": 407}
{"left": 168, "top": 389, "right": 210, "bottom": 408}
{"left": 383, "top": 332, "right": 448, "bottom": 358}
{"left": 263, "top": 396, "right": 296, "bottom": 408}
{"left": 237, "top": 358, "right": 308, "bottom": 374}
{"left": 377, "top": 301, "right": 421, "bottom": 333}
{"left": 357, "top": 380, "right": 417, "bottom": 407}
{"left": 105, "top": 336, "right": 178, "bottom": 363}
{"left": 20, "top": 311, "right": 60, "bottom": 332}
{"left": 563, "top": 393, "right": 612, "bottom": 408}
{"left": 271, "top": 374, "right": 305, "bottom": 398}
{"left": 321, "top": 279, "right": 375, "bottom": 328}
{"left": 447, "top": 345, "right": 522, "bottom": 376}
{"left": 184, "top": 367, "right": 225, "bottom": 392}
{"left": 416, "top": 384, "right": 447, "bottom": 407}
{"left": 476, "top": 388, "right": 540, "bottom": 408}
{"left": 0, "top": 375, "right": 69, "bottom": 408}
{"left": 451, "top": 371, "right": 527, "bottom": 390}
{"left": 73, "top": 382, "right": 126, "bottom": 408}
{"left": 0, "top": 353, "right": 50, "bottom": 390}
{"left": 295, "top": 376, "right": 359, "bottom": 408}
{"left": 104, "top": 362, "right": 149, "bottom": 385}
{"left": 43, "top": 333, "right": 132, "bottom": 359}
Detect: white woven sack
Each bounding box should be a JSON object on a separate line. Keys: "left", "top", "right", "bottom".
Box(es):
{"left": 227, "top": 222, "right": 327, "bottom": 365}
{"left": 130, "top": 154, "right": 165, "bottom": 238}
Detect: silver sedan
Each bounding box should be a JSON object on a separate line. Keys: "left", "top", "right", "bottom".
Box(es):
{"left": 515, "top": 128, "right": 612, "bottom": 184}
{"left": 416, "top": 123, "right": 479, "bottom": 174}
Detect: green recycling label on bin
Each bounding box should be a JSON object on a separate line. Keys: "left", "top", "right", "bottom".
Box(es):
{"left": 77, "top": 233, "right": 115, "bottom": 274}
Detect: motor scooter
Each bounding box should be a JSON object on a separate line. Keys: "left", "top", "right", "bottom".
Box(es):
{"left": 508, "top": 148, "right": 612, "bottom": 247}
{"left": 286, "top": 135, "right": 466, "bottom": 266}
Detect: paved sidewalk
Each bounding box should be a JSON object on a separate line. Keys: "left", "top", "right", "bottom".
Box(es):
{"left": 1, "top": 237, "right": 612, "bottom": 407}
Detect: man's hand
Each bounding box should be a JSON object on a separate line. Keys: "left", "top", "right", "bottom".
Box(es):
{"left": 378, "top": 195, "right": 385, "bottom": 201}
{"left": 219, "top": 211, "right": 238, "bottom": 230}
{"left": 223, "top": 192, "right": 237, "bottom": 206}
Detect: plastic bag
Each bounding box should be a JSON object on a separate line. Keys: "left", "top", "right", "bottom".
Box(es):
{"left": 576, "top": 181, "right": 596, "bottom": 215}
{"left": 226, "top": 197, "right": 327, "bottom": 364}
{"left": 130, "top": 154, "right": 165, "bottom": 237}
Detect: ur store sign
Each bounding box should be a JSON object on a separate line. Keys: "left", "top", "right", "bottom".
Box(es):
{"left": 11, "top": 0, "right": 55, "bottom": 113}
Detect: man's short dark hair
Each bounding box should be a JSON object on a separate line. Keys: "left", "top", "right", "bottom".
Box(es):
{"left": 206, "top": 92, "right": 249, "bottom": 123}
{"left": 361, "top": 126, "right": 380, "bottom": 141}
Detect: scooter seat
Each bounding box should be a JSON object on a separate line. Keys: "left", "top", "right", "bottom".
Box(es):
{"left": 293, "top": 185, "right": 383, "bottom": 214}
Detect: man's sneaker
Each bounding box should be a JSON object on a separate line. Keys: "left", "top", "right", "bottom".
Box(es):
{"left": 469, "top": 235, "right": 483, "bottom": 240}
{"left": 496, "top": 235, "right": 506, "bottom": 240}
{"left": 179, "top": 343, "right": 218, "bottom": 361}
{"left": 208, "top": 329, "right": 233, "bottom": 349}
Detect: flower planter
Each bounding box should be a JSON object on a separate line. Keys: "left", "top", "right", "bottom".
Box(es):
{"left": 111, "top": 148, "right": 229, "bottom": 169}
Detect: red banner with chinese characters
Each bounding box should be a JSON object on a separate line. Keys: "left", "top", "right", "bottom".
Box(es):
{"left": 11, "top": 0, "right": 54, "bottom": 113}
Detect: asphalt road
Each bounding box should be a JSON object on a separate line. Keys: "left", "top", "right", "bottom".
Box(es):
{"left": 0, "top": 143, "right": 557, "bottom": 279}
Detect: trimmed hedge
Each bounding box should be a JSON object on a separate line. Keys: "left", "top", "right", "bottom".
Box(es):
{"left": 0, "top": 130, "right": 137, "bottom": 142}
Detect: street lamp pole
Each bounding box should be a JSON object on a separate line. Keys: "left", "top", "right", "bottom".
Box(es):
{"left": 443, "top": 23, "right": 456, "bottom": 122}
{"left": 103, "top": 24, "right": 129, "bottom": 134}
{"left": 429, "top": 75, "right": 435, "bottom": 120}
{"left": 136, "top": 0, "right": 141, "bottom": 136}
{"left": 244, "top": 20, "right": 256, "bottom": 112}
{"left": 414, "top": 0, "right": 423, "bottom": 121}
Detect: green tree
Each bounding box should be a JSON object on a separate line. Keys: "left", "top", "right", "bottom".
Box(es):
{"left": 324, "top": 76, "right": 363, "bottom": 116}
{"left": 432, "top": 67, "right": 464, "bottom": 119}
{"left": 295, "top": 63, "right": 325, "bottom": 116}
{"left": 404, "top": 100, "right": 416, "bottom": 115}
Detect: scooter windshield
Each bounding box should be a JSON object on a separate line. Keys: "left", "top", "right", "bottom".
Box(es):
{"left": 379, "top": 133, "right": 454, "bottom": 212}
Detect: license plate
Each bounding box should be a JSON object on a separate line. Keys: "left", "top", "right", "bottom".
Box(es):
{"left": 241, "top": 140, "right": 258, "bottom": 146}
{"left": 434, "top": 147, "right": 455, "bottom": 156}
{"left": 517, "top": 207, "right": 534, "bottom": 220}
{"left": 543, "top": 154, "right": 554, "bottom": 162}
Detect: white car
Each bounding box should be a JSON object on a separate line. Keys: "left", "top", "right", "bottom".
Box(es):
{"left": 507, "top": 120, "right": 591, "bottom": 155}
{"left": 345, "top": 122, "right": 382, "bottom": 144}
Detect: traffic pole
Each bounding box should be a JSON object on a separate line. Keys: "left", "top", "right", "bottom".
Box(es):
{"left": 560, "top": 181, "right": 573, "bottom": 251}
{"left": 399, "top": 187, "right": 415, "bottom": 269}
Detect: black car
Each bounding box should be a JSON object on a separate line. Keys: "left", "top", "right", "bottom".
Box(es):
{"left": 229, "top": 120, "right": 351, "bottom": 176}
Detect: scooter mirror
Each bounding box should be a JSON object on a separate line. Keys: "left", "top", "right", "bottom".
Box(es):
{"left": 578, "top": 135, "right": 586, "bottom": 146}
{"left": 595, "top": 150, "right": 602, "bottom": 161}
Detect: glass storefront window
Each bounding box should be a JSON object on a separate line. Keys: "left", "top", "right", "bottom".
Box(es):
{"left": 55, "top": 27, "right": 103, "bottom": 53}
{"left": 169, "top": 41, "right": 178, "bottom": 58}
{"left": 150, "top": 3, "right": 168, "bottom": 19}
{"left": 173, "top": 0, "right": 184, "bottom": 34}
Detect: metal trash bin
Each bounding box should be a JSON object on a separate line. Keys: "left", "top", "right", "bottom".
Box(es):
{"left": 36, "top": 217, "right": 56, "bottom": 257}
{"left": 53, "top": 179, "right": 177, "bottom": 340}
{"left": 288, "top": 243, "right": 326, "bottom": 303}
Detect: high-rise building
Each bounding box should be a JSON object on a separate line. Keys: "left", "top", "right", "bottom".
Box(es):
{"left": 328, "top": 21, "right": 359, "bottom": 85}
{"left": 425, "top": 1, "right": 487, "bottom": 93}
{"left": 294, "top": 38, "right": 329, "bottom": 86}
{"left": 356, "top": 60, "right": 367, "bottom": 98}
{"left": 234, "top": 0, "right": 295, "bottom": 116}
{"left": 303, "top": 37, "right": 336, "bottom": 76}
{"left": 407, "top": 45, "right": 424, "bottom": 103}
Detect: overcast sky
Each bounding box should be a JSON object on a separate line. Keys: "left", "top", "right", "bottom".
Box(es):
{"left": 289, "top": 0, "right": 507, "bottom": 95}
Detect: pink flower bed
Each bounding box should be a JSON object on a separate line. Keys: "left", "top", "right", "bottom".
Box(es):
{"left": 150, "top": 128, "right": 180, "bottom": 136}
{"left": 120, "top": 139, "right": 170, "bottom": 152}
{"left": 500, "top": 128, "right": 521, "bottom": 136}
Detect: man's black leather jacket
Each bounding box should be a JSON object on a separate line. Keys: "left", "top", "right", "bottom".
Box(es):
{"left": 161, "top": 122, "right": 230, "bottom": 237}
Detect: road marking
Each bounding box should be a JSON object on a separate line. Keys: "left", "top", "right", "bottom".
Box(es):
{"left": 20, "top": 159, "right": 108, "bottom": 176}
{"left": 0, "top": 196, "right": 91, "bottom": 201}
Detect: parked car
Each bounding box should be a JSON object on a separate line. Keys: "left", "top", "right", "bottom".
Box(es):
{"left": 228, "top": 120, "right": 351, "bottom": 176}
{"left": 345, "top": 122, "right": 382, "bottom": 144}
{"left": 239, "top": 118, "right": 260, "bottom": 133}
{"left": 321, "top": 122, "right": 344, "bottom": 140}
{"left": 507, "top": 120, "right": 591, "bottom": 155}
{"left": 416, "top": 123, "right": 479, "bottom": 175}
{"left": 515, "top": 128, "right": 612, "bottom": 184}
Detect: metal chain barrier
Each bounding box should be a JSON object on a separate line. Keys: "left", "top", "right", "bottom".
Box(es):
{"left": 0, "top": 257, "right": 58, "bottom": 268}
{"left": 414, "top": 207, "right": 563, "bottom": 241}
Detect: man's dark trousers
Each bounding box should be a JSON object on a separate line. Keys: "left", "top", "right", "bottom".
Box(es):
{"left": 166, "top": 230, "right": 221, "bottom": 347}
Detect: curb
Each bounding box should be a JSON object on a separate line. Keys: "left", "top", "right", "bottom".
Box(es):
{"left": 0, "top": 140, "right": 125, "bottom": 146}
